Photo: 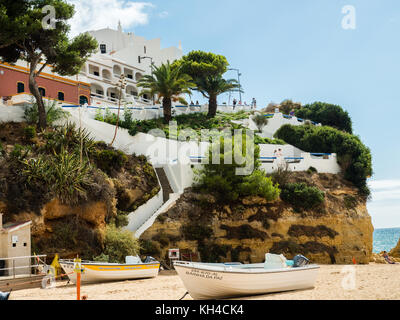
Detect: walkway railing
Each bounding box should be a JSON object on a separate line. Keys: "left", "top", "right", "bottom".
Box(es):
{"left": 0, "top": 255, "right": 47, "bottom": 278}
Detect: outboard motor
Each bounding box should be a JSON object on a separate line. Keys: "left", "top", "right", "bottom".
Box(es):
{"left": 293, "top": 255, "right": 310, "bottom": 268}
{"left": 144, "top": 256, "right": 157, "bottom": 263}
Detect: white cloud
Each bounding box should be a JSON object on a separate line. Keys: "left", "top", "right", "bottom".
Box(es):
{"left": 159, "top": 11, "right": 169, "bottom": 18}
{"left": 66, "top": 0, "right": 154, "bottom": 37}
{"left": 368, "top": 179, "right": 400, "bottom": 228}
{"left": 369, "top": 179, "right": 400, "bottom": 202}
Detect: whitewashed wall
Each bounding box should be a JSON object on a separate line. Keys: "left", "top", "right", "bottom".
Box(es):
{"left": 126, "top": 188, "right": 163, "bottom": 232}
{"left": 260, "top": 112, "right": 321, "bottom": 138}
{"left": 259, "top": 153, "right": 341, "bottom": 174}
{"left": 0, "top": 105, "right": 25, "bottom": 122}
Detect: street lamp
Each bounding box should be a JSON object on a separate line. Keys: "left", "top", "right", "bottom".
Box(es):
{"left": 139, "top": 56, "right": 155, "bottom": 104}
{"left": 228, "top": 68, "right": 242, "bottom": 103}
{"left": 110, "top": 74, "right": 127, "bottom": 146}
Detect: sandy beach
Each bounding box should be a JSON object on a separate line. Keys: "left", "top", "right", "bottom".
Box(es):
{"left": 9, "top": 264, "right": 400, "bottom": 300}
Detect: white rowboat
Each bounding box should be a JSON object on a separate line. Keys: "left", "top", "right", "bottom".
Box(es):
{"left": 60, "top": 259, "right": 160, "bottom": 284}
{"left": 174, "top": 261, "right": 319, "bottom": 300}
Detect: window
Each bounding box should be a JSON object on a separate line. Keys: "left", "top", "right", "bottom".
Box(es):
{"left": 138, "top": 56, "right": 141, "bottom": 64}
{"left": 58, "top": 92, "right": 65, "bottom": 101}
{"left": 94, "top": 71, "right": 100, "bottom": 76}
{"left": 144, "top": 46, "right": 147, "bottom": 54}
{"left": 127, "top": 74, "right": 133, "bottom": 79}
{"left": 38, "top": 87, "right": 46, "bottom": 97}
{"left": 12, "top": 243, "right": 16, "bottom": 247}
{"left": 17, "top": 82, "right": 25, "bottom": 93}
{"left": 100, "top": 44, "right": 106, "bottom": 54}
{"left": 79, "top": 96, "right": 88, "bottom": 105}
{"left": 96, "top": 89, "right": 104, "bottom": 95}
{"left": 23, "top": 243, "right": 27, "bottom": 247}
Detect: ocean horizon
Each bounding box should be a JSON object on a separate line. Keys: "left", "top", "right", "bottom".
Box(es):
{"left": 373, "top": 227, "right": 400, "bottom": 253}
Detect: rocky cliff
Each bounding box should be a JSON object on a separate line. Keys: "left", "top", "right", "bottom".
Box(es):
{"left": 141, "top": 172, "right": 373, "bottom": 264}
{"left": 389, "top": 238, "right": 400, "bottom": 258}
{"left": 0, "top": 122, "right": 160, "bottom": 259}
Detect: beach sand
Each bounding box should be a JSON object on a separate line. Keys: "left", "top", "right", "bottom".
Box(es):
{"left": 9, "top": 264, "right": 400, "bottom": 300}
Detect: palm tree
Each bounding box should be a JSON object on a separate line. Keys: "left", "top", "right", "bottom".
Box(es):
{"left": 137, "top": 62, "right": 194, "bottom": 122}
{"left": 196, "top": 76, "right": 240, "bottom": 117}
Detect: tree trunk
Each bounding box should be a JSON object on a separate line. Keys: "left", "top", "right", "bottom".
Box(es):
{"left": 207, "top": 95, "right": 218, "bottom": 117}
{"left": 28, "top": 60, "right": 47, "bottom": 129}
{"left": 163, "top": 97, "right": 172, "bottom": 123}
{"left": 110, "top": 86, "right": 123, "bottom": 146}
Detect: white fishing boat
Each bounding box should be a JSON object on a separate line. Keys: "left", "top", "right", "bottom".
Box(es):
{"left": 60, "top": 256, "right": 160, "bottom": 284}
{"left": 174, "top": 254, "right": 319, "bottom": 300}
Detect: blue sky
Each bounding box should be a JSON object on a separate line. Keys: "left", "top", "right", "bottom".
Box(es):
{"left": 69, "top": 0, "right": 400, "bottom": 228}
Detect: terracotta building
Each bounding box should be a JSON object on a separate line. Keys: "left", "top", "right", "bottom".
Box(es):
{"left": 0, "top": 61, "right": 91, "bottom": 106}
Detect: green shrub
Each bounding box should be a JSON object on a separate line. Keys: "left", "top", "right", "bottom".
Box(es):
{"left": 93, "top": 253, "right": 110, "bottom": 262}
{"left": 278, "top": 99, "right": 302, "bottom": 115}
{"left": 10, "top": 144, "right": 30, "bottom": 160}
{"left": 239, "top": 170, "right": 280, "bottom": 200}
{"left": 121, "top": 107, "right": 134, "bottom": 128}
{"left": 252, "top": 113, "right": 268, "bottom": 131}
{"left": 101, "top": 225, "right": 140, "bottom": 263}
{"left": 280, "top": 182, "right": 325, "bottom": 210}
{"left": 140, "top": 239, "right": 161, "bottom": 256}
{"left": 274, "top": 124, "right": 372, "bottom": 194}
{"left": 24, "top": 126, "right": 36, "bottom": 140}
{"left": 103, "top": 110, "right": 249, "bottom": 141}
{"left": 104, "top": 108, "right": 118, "bottom": 124}
{"left": 254, "top": 135, "right": 286, "bottom": 145}
{"left": 24, "top": 99, "right": 70, "bottom": 125}
{"left": 269, "top": 164, "right": 292, "bottom": 187}
{"left": 94, "top": 109, "right": 104, "bottom": 121}
{"left": 111, "top": 211, "right": 130, "bottom": 228}
{"left": 95, "top": 149, "right": 128, "bottom": 174}
{"left": 295, "top": 101, "right": 353, "bottom": 133}
{"left": 195, "top": 137, "right": 281, "bottom": 203}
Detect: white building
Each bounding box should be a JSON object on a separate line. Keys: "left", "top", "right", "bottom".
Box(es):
{"left": 0, "top": 23, "right": 183, "bottom": 109}
{"left": 78, "top": 22, "right": 183, "bottom": 109}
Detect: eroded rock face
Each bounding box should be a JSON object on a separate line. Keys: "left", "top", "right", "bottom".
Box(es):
{"left": 7, "top": 199, "right": 111, "bottom": 258}
{"left": 141, "top": 173, "right": 374, "bottom": 264}
{"left": 389, "top": 239, "right": 400, "bottom": 258}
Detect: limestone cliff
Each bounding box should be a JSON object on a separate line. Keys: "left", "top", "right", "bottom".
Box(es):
{"left": 141, "top": 172, "right": 373, "bottom": 264}
{"left": 0, "top": 122, "right": 160, "bottom": 259}
{"left": 389, "top": 238, "right": 400, "bottom": 258}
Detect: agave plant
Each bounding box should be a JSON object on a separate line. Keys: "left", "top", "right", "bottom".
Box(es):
{"left": 137, "top": 61, "right": 195, "bottom": 122}
{"left": 44, "top": 122, "right": 95, "bottom": 157}
{"left": 22, "top": 148, "right": 92, "bottom": 204}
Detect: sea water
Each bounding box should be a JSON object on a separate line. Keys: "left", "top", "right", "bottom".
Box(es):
{"left": 373, "top": 228, "right": 400, "bottom": 253}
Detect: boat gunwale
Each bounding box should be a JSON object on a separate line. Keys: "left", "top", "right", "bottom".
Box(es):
{"left": 174, "top": 261, "right": 319, "bottom": 275}
{"left": 59, "top": 260, "right": 160, "bottom": 268}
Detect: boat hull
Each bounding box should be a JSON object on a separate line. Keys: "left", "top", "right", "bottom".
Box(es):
{"left": 174, "top": 261, "right": 319, "bottom": 300}
{"left": 60, "top": 261, "right": 160, "bottom": 284}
